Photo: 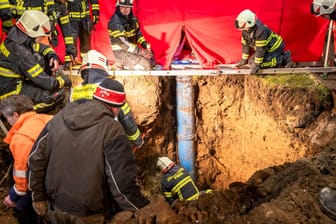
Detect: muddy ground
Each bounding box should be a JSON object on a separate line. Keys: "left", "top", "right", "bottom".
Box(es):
{"left": 1, "top": 73, "right": 336, "bottom": 223}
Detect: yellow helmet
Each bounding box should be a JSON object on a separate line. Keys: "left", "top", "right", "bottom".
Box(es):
{"left": 311, "top": 0, "right": 336, "bottom": 16}
{"left": 235, "top": 9, "right": 256, "bottom": 30}
{"left": 16, "top": 10, "right": 50, "bottom": 38}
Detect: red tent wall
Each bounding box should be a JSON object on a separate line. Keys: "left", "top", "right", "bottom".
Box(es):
{"left": 53, "top": 0, "right": 328, "bottom": 69}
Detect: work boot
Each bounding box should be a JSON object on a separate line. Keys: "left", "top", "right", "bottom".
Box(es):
{"left": 319, "top": 187, "right": 336, "bottom": 220}
{"left": 282, "top": 51, "right": 294, "bottom": 68}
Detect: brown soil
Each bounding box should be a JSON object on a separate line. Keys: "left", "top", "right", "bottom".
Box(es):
{"left": 1, "top": 73, "right": 336, "bottom": 223}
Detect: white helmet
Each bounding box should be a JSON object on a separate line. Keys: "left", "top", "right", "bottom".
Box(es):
{"left": 157, "top": 156, "right": 175, "bottom": 173}
{"left": 235, "top": 9, "right": 256, "bottom": 30}
{"left": 116, "top": 0, "right": 133, "bottom": 7}
{"left": 311, "top": 0, "right": 336, "bottom": 16}
{"left": 16, "top": 10, "right": 51, "bottom": 38}
{"left": 79, "top": 50, "right": 109, "bottom": 73}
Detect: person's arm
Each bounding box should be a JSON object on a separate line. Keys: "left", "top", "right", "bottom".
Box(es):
{"left": 104, "top": 134, "right": 149, "bottom": 211}
{"left": 28, "top": 125, "right": 50, "bottom": 202}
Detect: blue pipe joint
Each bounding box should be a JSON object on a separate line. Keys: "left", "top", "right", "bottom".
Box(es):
{"left": 176, "top": 76, "right": 195, "bottom": 180}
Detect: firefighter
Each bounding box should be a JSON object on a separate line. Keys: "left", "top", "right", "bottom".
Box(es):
{"left": 0, "top": 95, "right": 53, "bottom": 224}
{"left": 311, "top": 0, "right": 336, "bottom": 20}
{"left": 0, "top": 10, "right": 71, "bottom": 113}
{"left": 63, "top": 0, "right": 100, "bottom": 69}
{"left": 108, "top": 0, "right": 156, "bottom": 70}
{"left": 234, "top": 9, "right": 293, "bottom": 74}
{"left": 70, "top": 49, "right": 145, "bottom": 151}
{"left": 157, "top": 156, "right": 200, "bottom": 205}
{"left": 0, "top": 0, "right": 14, "bottom": 33}
{"left": 9, "top": 0, "right": 59, "bottom": 46}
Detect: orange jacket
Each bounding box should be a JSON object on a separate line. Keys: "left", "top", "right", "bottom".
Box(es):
{"left": 4, "top": 111, "right": 52, "bottom": 196}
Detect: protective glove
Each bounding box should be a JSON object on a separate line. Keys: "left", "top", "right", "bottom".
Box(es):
{"left": 3, "top": 195, "right": 15, "bottom": 207}
{"left": 235, "top": 59, "right": 248, "bottom": 68}
{"left": 250, "top": 63, "right": 260, "bottom": 75}
{"left": 92, "top": 10, "right": 100, "bottom": 25}
{"left": 138, "top": 48, "right": 153, "bottom": 60}
{"left": 109, "top": 211, "right": 133, "bottom": 224}
{"left": 135, "top": 195, "right": 182, "bottom": 224}
{"left": 33, "top": 201, "right": 48, "bottom": 217}
{"left": 56, "top": 74, "right": 72, "bottom": 88}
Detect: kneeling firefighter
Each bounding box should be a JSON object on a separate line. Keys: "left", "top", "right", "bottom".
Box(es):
{"left": 0, "top": 10, "right": 71, "bottom": 113}
{"left": 70, "top": 49, "right": 145, "bottom": 151}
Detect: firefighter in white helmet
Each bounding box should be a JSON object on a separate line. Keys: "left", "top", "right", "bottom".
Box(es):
{"left": 234, "top": 9, "right": 293, "bottom": 74}
{"left": 157, "top": 156, "right": 201, "bottom": 205}
{"left": 0, "top": 10, "right": 71, "bottom": 113}
{"left": 108, "top": 0, "right": 156, "bottom": 70}
{"left": 70, "top": 49, "right": 145, "bottom": 151}
{"left": 311, "top": 0, "right": 336, "bottom": 19}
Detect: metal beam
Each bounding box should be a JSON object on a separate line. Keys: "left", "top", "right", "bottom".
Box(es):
{"left": 62, "top": 65, "right": 336, "bottom": 77}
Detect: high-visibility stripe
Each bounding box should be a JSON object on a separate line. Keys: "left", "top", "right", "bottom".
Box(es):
{"left": 128, "top": 129, "right": 140, "bottom": 141}
{"left": 27, "top": 64, "right": 43, "bottom": 78}
{"left": 13, "top": 169, "right": 26, "bottom": 178}
{"left": 13, "top": 185, "right": 26, "bottom": 196}
{"left": 0, "top": 67, "right": 21, "bottom": 78}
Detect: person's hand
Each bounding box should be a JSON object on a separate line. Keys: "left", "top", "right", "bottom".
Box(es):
{"left": 49, "top": 57, "right": 59, "bottom": 72}
{"left": 3, "top": 195, "right": 15, "bottom": 207}
{"left": 234, "top": 59, "right": 248, "bottom": 68}
{"left": 109, "top": 211, "right": 133, "bottom": 224}
{"left": 250, "top": 63, "right": 260, "bottom": 74}
{"left": 33, "top": 201, "right": 48, "bottom": 217}
{"left": 56, "top": 74, "right": 72, "bottom": 88}
{"left": 138, "top": 48, "right": 153, "bottom": 60}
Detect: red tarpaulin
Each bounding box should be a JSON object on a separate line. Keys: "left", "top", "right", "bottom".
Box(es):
{"left": 39, "top": 0, "right": 332, "bottom": 69}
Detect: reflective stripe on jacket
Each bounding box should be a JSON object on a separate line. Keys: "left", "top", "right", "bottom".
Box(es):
{"left": 161, "top": 165, "right": 199, "bottom": 205}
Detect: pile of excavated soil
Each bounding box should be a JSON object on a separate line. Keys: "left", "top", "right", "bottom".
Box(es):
{"left": 1, "top": 74, "right": 336, "bottom": 223}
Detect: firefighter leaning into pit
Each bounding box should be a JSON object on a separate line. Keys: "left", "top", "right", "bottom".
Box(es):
{"left": 0, "top": 10, "right": 71, "bottom": 113}
{"left": 0, "top": 95, "right": 53, "bottom": 224}
{"left": 69, "top": 49, "right": 145, "bottom": 151}
{"left": 108, "top": 0, "right": 156, "bottom": 71}
{"left": 157, "top": 156, "right": 207, "bottom": 205}
{"left": 63, "top": 0, "right": 100, "bottom": 69}
{"left": 234, "top": 9, "right": 293, "bottom": 75}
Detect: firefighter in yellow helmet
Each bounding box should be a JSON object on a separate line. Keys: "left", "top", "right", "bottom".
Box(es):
{"left": 311, "top": 0, "right": 336, "bottom": 20}
{"left": 108, "top": 0, "right": 156, "bottom": 70}
{"left": 0, "top": 10, "right": 71, "bottom": 113}
{"left": 70, "top": 49, "right": 145, "bottom": 151}
{"left": 234, "top": 9, "right": 293, "bottom": 74}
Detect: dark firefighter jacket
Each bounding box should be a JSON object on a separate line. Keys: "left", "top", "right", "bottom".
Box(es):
{"left": 160, "top": 165, "right": 200, "bottom": 205}
{"left": 66, "top": 0, "right": 99, "bottom": 21}
{"left": 0, "top": 27, "right": 62, "bottom": 99}
{"left": 28, "top": 100, "right": 149, "bottom": 216}
{"left": 108, "top": 7, "right": 148, "bottom": 53}
{"left": 0, "top": 0, "right": 13, "bottom": 31}
{"left": 9, "top": 0, "right": 55, "bottom": 20}
{"left": 69, "top": 68, "right": 144, "bottom": 148}
{"left": 241, "top": 19, "right": 284, "bottom": 68}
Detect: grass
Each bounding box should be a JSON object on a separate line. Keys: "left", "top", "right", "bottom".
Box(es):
{"left": 260, "top": 73, "right": 330, "bottom": 101}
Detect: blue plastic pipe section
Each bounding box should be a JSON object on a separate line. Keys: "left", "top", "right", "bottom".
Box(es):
{"left": 176, "top": 76, "right": 195, "bottom": 180}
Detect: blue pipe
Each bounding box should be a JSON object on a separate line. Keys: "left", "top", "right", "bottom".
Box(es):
{"left": 176, "top": 76, "right": 195, "bottom": 180}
